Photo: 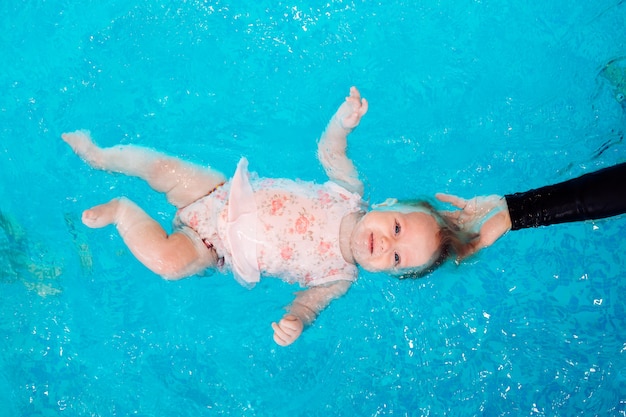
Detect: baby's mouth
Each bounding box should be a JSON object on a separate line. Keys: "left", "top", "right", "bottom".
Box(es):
{"left": 369, "top": 233, "right": 373, "bottom": 254}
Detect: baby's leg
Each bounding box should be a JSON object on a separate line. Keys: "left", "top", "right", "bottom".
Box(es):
{"left": 83, "top": 197, "right": 217, "bottom": 279}
{"left": 62, "top": 130, "right": 226, "bottom": 208}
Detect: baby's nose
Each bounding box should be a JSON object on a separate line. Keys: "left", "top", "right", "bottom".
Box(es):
{"left": 380, "top": 235, "right": 391, "bottom": 253}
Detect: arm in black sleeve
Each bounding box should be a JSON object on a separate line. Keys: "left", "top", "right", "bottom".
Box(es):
{"left": 504, "top": 163, "right": 626, "bottom": 230}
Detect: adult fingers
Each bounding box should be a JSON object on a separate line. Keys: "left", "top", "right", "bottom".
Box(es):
{"left": 436, "top": 193, "right": 466, "bottom": 208}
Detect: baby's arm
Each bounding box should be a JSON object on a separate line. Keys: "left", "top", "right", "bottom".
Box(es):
{"left": 271, "top": 280, "right": 351, "bottom": 346}
{"left": 317, "top": 86, "right": 368, "bottom": 196}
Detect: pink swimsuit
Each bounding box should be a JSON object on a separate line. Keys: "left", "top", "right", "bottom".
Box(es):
{"left": 175, "top": 158, "right": 365, "bottom": 288}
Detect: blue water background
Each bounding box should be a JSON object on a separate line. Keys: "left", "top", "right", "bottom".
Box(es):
{"left": 1, "top": 1, "right": 626, "bottom": 416}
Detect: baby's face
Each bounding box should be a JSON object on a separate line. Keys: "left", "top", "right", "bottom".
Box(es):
{"left": 350, "top": 209, "right": 441, "bottom": 273}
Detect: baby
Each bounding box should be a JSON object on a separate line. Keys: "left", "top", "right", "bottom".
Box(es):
{"left": 62, "top": 87, "right": 473, "bottom": 346}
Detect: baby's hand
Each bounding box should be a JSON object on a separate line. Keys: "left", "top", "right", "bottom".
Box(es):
{"left": 271, "top": 314, "right": 304, "bottom": 346}
{"left": 334, "top": 86, "right": 369, "bottom": 130}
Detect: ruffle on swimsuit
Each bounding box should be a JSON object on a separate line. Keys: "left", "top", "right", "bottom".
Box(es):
{"left": 225, "top": 158, "right": 261, "bottom": 288}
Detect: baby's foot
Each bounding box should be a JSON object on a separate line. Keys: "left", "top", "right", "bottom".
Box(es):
{"left": 61, "top": 130, "right": 103, "bottom": 168}
{"left": 82, "top": 199, "right": 121, "bottom": 228}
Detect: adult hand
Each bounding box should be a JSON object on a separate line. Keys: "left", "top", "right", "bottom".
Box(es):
{"left": 437, "top": 193, "right": 512, "bottom": 254}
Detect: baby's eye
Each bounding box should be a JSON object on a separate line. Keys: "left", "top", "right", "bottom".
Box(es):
{"left": 394, "top": 221, "right": 401, "bottom": 235}
{"left": 394, "top": 252, "right": 400, "bottom": 266}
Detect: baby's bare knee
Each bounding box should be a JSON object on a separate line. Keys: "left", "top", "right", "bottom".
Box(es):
{"left": 152, "top": 233, "right": 210, "bottom": 280}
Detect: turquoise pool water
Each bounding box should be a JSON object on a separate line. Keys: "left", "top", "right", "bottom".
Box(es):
{"left": 1, "top": 1, "right": 626, "bottom": 416}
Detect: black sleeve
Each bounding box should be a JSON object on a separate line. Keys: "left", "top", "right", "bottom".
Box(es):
{"left": 504, "top": 163, "right": 626, "bottom": 230}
